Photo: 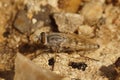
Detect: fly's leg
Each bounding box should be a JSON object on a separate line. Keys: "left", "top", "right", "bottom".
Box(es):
{"left": 49, "top": 45, "right": 61, "bottom": 71}
{"left": 79, "top": 54, "right": 99, "bottom": 61}
{"left": 73, "top": 52, "right": 99, "bottom": 61}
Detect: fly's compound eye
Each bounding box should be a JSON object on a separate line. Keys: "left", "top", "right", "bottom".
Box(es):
{"left": 39, "top": 32, "right": 47, "bottom": 45}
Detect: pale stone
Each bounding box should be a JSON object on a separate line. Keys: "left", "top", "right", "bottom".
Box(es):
{"left": 14, "top": 53, "right": 63, "bottom": 80}
{"left": 54, "top": 12, "right": 84, "bottom": 33}
{"left": 81, "top": 1, "right": 103, "bottom": 25}
{"left": 105, "top": 4, "right": 120, "bottom": 25}
{"left": 78, "top": 25, "right": 94, "bottom": 38}
{"left": 47, "top": 0, "right": 58, "bottom": 8}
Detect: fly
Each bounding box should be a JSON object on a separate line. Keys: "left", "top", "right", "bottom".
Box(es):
{"left": 39, "top": 32, "right": 99, "bottom": 53}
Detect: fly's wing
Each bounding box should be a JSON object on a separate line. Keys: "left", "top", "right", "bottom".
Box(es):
{"left": 59, "top": 33, "right": 99, "bottom": 51}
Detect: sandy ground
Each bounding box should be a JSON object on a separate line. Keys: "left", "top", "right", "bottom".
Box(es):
{"left": 0, "top": 0, "right": 120, "bottom": 80}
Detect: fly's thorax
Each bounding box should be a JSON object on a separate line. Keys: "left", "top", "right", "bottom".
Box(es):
{"left": 47, "top": 33, "right": 67, "bottom": 48}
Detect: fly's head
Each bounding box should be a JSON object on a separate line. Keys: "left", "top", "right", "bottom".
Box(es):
{"left": 39, "top": 32, "right": 48, "bottom": 45}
